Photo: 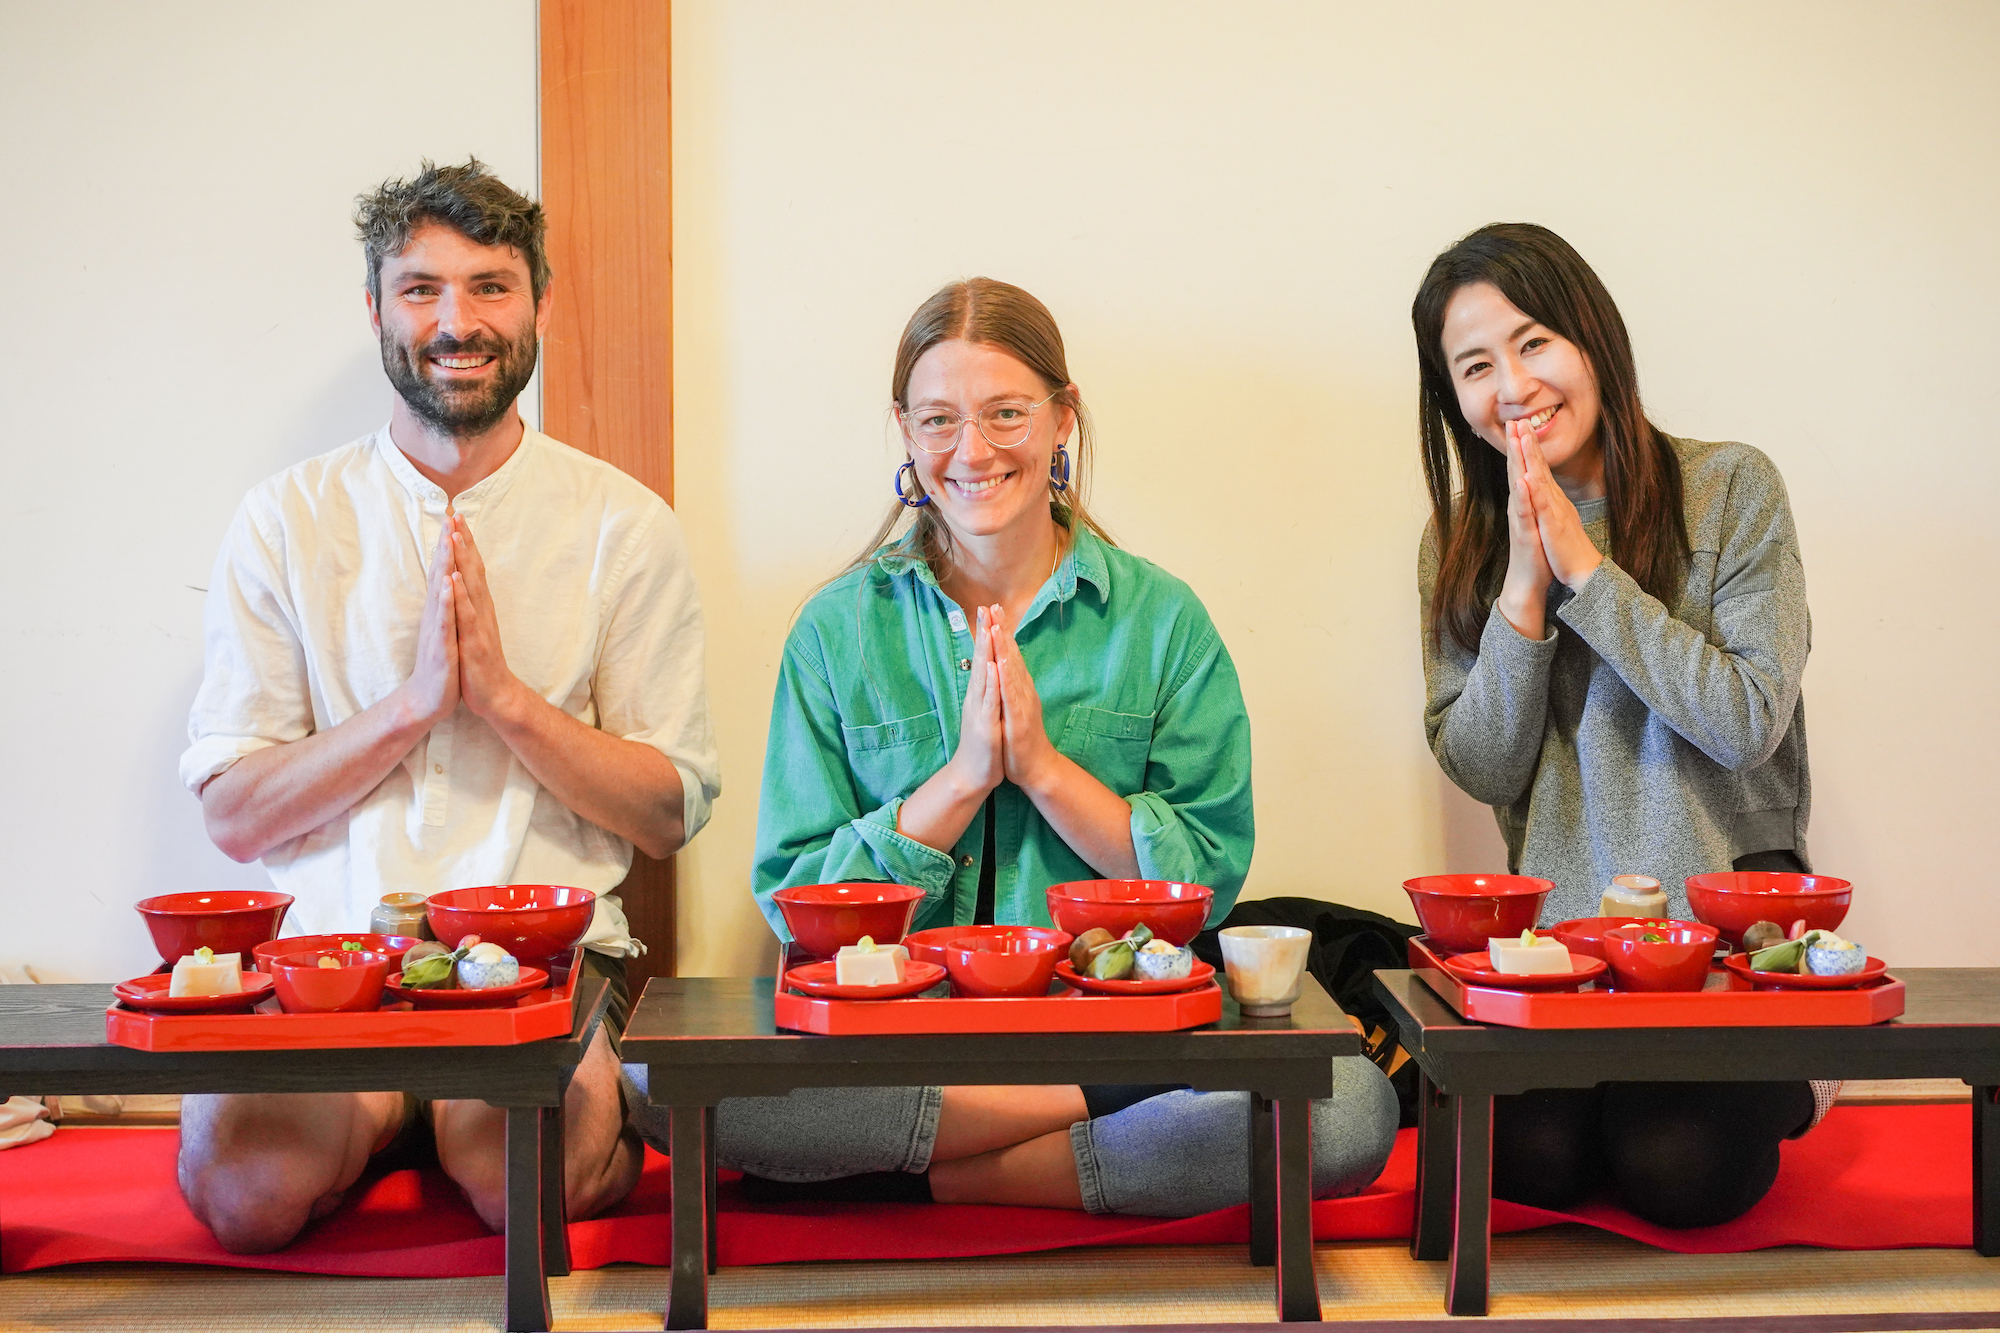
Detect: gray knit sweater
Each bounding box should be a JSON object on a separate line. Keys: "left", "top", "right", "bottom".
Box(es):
{"left": 1419, "top": 436, "right": 1812, "bottom": 925}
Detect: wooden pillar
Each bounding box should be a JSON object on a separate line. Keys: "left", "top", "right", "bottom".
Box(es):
{"left": 540, "top": 0, "right": 677, "bottom": 987}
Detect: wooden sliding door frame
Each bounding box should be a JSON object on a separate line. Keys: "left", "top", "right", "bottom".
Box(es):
{"left": 538, "top": 0, "right": 678, "bottom": 987}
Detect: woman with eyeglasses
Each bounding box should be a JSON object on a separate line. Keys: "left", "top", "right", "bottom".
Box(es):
{"left": 1415, "top": 223, "right": 1821, "bottom": 1227}
{"left": 630, "top": 278, "right": 1396, "bottom": 1212}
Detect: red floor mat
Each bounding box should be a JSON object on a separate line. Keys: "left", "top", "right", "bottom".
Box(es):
{"left": 0, "top": 1105, "right": 1970, "bottom": 1277}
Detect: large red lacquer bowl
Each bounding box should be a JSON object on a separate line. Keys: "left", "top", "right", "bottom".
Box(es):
{"left": 1401, "top": 874, "right": 1553, "bottom": 953}
{"left": 771, "top": 884, "right": 925, "bottom": 958}
{"left": 134, "top": 890, "right": 294, "bottom": 964}
{"left": 1684, "top": 872, "right": 1851, "bottom": 948}
{"left": 424, "top": 885, "right": 596, "bottom": 970}
{"left": 1043, "top": 881, "right": 1213, "bottom": 946}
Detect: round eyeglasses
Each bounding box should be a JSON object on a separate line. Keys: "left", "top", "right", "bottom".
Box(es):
{"left": 898, "top": 391, "right": 1058, "bottom": 453}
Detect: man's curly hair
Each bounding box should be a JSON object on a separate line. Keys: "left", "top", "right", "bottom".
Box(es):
{"left": 353, "top": 158, "right": 550, "bottom": 304}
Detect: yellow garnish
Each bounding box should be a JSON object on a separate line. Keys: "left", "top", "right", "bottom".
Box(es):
{"left": 856, "top": 935, "right": 877, "bottom": 952}
{"left": 317, "top": 956, "right": 341, "bottom": 970}
{"left": 195, "top": 946, "right": 214, "bottom": 964}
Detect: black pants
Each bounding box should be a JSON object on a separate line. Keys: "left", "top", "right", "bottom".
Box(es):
{"left": 1492, "top": 1079, "right": 1815, "bottom": 1228}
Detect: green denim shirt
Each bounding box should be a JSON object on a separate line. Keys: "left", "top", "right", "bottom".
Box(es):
{"left": 753, "top": 526, "right": 1254, "bottom": 940}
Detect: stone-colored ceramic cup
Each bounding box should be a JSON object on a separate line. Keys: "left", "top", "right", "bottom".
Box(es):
{"left": 1218, "top": 925, "right": 1312, "bottom": 1017}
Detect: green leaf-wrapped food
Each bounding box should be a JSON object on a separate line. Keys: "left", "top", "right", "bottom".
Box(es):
{"left": 1748, "top": 939, "right": 1807, "bottom": 974}
{"left": 1088, "top": 941, "right": 1135, "bottom": 981}
{"left": 400, "top": 944, "right": 467, "bottom": 989}
{"left": 1123, "top": 923, "right": 1153, "bottom": 949}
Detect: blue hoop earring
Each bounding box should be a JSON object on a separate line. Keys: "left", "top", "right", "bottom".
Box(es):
{"left": 895, "top": 460, "right": 932, "bottom": 507}
{"left": 1049, "top": 444, "right": 1072, "bottom": 494}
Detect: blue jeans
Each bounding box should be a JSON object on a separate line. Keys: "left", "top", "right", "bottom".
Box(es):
{"left": 624, "top": 1056, "right": 1398, "bottom": 1217}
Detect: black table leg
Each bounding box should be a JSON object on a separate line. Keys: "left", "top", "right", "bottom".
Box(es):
{"left": 505, "top": 1104, "right": 553, "bottom": 1333}
{"left": 666, "top": 1103, "right": 712, "bottom": 1330}
{"left": 704, "top": 1104, "right": 718, "bottom": 1275}
{"left": 1249, "top": 1090, "right": 1276, "bottom": 1267}
{"left": 1445, "top": 1092, "right": 1492, "bottom": 1317}
{"left": 1411, "top": 1068, "right": 1454, "bottom": 1261}
{"left": 1975, "top": 1085, "right": 2000, "bottom": 1257}
{"left": 539, "top": 1101, "right": 570, "bottom": 1277}
{"left": 1272, "top": 1096, "right": 1321, "bottom": 1323}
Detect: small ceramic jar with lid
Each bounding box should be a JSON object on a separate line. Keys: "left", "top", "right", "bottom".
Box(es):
{"left": 369, "top": 892, "right": 434, "bottom": 941}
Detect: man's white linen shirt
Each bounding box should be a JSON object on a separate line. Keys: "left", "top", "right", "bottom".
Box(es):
{"left": 180, "top": 426, "right": 721, "bottom": 955}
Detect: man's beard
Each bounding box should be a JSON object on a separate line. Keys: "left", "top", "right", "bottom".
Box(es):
{"left": 381, "top": 323, "right": 539, "bottom": 438}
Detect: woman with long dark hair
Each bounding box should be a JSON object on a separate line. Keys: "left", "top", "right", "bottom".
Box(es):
{"left": 630, "top": 278, "right": 1397, "bottom": 1212}
{"left": 1413, "top": 224, "right": 1824, "bottom": 1227}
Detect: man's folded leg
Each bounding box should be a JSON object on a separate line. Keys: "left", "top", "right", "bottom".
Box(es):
{"left": 177, "top": 1089, "right": 410, "bottom": 1254}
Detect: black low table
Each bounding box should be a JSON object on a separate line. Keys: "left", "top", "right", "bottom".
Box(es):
{"left": 623, "top": 973, "right": 1362, "bottom": 1329}
{"left": 1372, "top": 967, "right": 2000, "bottom": 1317}
{"left": 0, "top": 978, "right": 611, "bottom": 1333}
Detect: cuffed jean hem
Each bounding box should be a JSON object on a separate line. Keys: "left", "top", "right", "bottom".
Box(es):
{"left": 1069, "top": 1056, "right": 1399, "bottom": 1216}
{"left": 624, "top": 1073, "right": 945, "bottom": 1184}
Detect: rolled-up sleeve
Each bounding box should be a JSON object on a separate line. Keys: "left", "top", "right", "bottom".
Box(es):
{"left": 1126, "top": 623, "right": 1254, "bottom": 924}
{"left": 751, "top": 634, "right": 956, "bottom": 940}
{"left": 593, "top": 503, "right": 722, "bottom": 842}
{"left": 180, "top": 500, "right": 308, "bottom": 793}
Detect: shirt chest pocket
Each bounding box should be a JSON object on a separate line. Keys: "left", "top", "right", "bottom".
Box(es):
{"left": 1057, "top": 705, "right": 1155, "bottom": 798}
{"left": 841, "top": 712, "right": 946, "bottom": 807}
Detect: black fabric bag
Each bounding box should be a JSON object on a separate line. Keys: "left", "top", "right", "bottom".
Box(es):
{"left": 1191, "top": 896, "right": 1423, "bottom": 1127}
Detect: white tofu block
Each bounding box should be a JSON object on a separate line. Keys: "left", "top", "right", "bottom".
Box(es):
{"left": 1486, "top": 934, "right": 1572, "bottom": 976}
{"left": 169, "top": 952, "right": 244, "bottom": 997}
{"left": 834, "top": 943, "right": 907, "bottom": 986}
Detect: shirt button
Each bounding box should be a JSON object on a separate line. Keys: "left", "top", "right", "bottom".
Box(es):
{"left": 960, "top": 856, "right": 975, "bottom": 867}
{"left": 957, "top": 659, "right": 972, "bottom": 671}
{"left": 434, "top": 764, "right": 444, "bottom": 774}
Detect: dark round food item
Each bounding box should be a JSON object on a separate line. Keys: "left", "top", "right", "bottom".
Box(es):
{"left": 1739, "top": 921, "right": 1787, "bottom": 954}
{"left": 1069, "top": 928, "right": 1116, "bottom": 972}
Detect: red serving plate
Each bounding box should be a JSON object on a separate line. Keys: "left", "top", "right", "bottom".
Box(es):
{"left": 1723, "top": 952, "right": 1890, "bottom": 990}
{"left": 784, "top": 960, "right": 947, "bottom": 1000}
{"left": 384, "top": 966, "right": 551, "bottom": 1009}
{"left": 1051, "top": 959, "right": 1218, "bottom": 996}
{"left": 1437, "top": 951, "right": 1607, "bottom": 992}
{"left": 105, "top": 949, "right": 582, "bottom": 1050}
{"left": 112, "top": 973, "right": 276, "bottom": 1014}
{"left": 1408, "top": 936, "right": 1903, "bottom": 1028}
{"left": 774, "top": 978, "right": 1224, "bottom": 1035}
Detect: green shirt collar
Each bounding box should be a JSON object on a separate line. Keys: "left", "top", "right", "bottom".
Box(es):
{"left": 872, "top": 523, "right": 1112, "bottom": 625}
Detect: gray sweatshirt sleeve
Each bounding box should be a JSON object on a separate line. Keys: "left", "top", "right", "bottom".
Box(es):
{"left": 1419, "top": 530, "right": 1560, "bottom": 807}
{"left": 1555, "top": 452, "right": 1808, "bottom": 773}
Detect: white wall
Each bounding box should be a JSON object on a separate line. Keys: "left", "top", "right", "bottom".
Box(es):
{"left": 6, "top": 2, "right": 1995, "bottom": 984}
{"left": 670, "top": 0, "right": 2000, "bottom": 975}
{"left": 0, "top": 2, "right": 536, "bottom": 981}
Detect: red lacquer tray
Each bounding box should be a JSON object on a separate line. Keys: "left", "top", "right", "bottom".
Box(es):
{"left": 105, "top": 949, "right": 583, "bottom": 1051}
{"left": 772, "top": 944, "right": 1222, "bottom": 1034}
{"left": 1408, "top": 936, "right": 1904, "bottom": 1029}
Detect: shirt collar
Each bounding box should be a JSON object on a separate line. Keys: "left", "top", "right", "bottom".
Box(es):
{"left": 873, "top": 523, "right": 1113, "bottom": 616}
{"left": 373, "top": 422, "right": 539, "bottom": 514}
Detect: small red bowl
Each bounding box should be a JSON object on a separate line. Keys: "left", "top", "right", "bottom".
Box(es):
{"left": 1043, "top": 881, "right": 1213, "bottom": 946}
{"left": 770, "top": 884, "right": 926, "bottom": 958}
{"left": 268, "top": 949, "right": 392, "bottom": 1014}
{"left": 904, "top": 924, "right": 1073, "bottom": 968}
{"left": 134, "top": 890, "right": 295, "bottom": 965}
{"left": 1601, "top": 923, "right": 1719, "bottom": 992}
{"left": 425, "top": 885, "right": 596, "bottom": 970}
{"left": 942, "top": 934, "right": 1065, "bottom": 998}
{"left": 1550, "top": 917, "right": 1688, "bottom": 963}
{"left": 254, "top": 933, "right": 421, "bottom": 974}
{"left": 1401, "top": 875, "right": 1553, "bottom": 952}
{"left": 1685, "top": 872, "right": 1852, "bottom": 948}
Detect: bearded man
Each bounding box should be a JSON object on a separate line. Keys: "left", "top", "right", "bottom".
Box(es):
{"left": 176, "top": 160, "right": 719, "bottom": 1250}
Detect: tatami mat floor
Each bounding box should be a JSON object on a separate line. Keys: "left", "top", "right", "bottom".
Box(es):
{"left": 5, "top": 1229, "right": 2000, "bottom": 1331}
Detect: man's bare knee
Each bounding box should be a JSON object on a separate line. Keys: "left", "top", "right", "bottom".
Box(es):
{"left": 177, "top": 1091, "right": 398, "bottom": 1253}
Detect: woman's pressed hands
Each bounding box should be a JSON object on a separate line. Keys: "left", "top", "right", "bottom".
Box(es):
{"left": 989, "top": 606, "right": 1061, "bottom": 793}
{"left": 1496, "top": 419, "right": 1556, "bottom": 638}
{"left": 947, "top": 606, "right": 1007, "bottom": 798}
{"left": 1516, "top": 426, "right": 1603, "bottom": 591}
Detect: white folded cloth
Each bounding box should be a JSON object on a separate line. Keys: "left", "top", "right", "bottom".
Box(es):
{"left": 0, "top": 1096, "right": 53, "bottom": 1150}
